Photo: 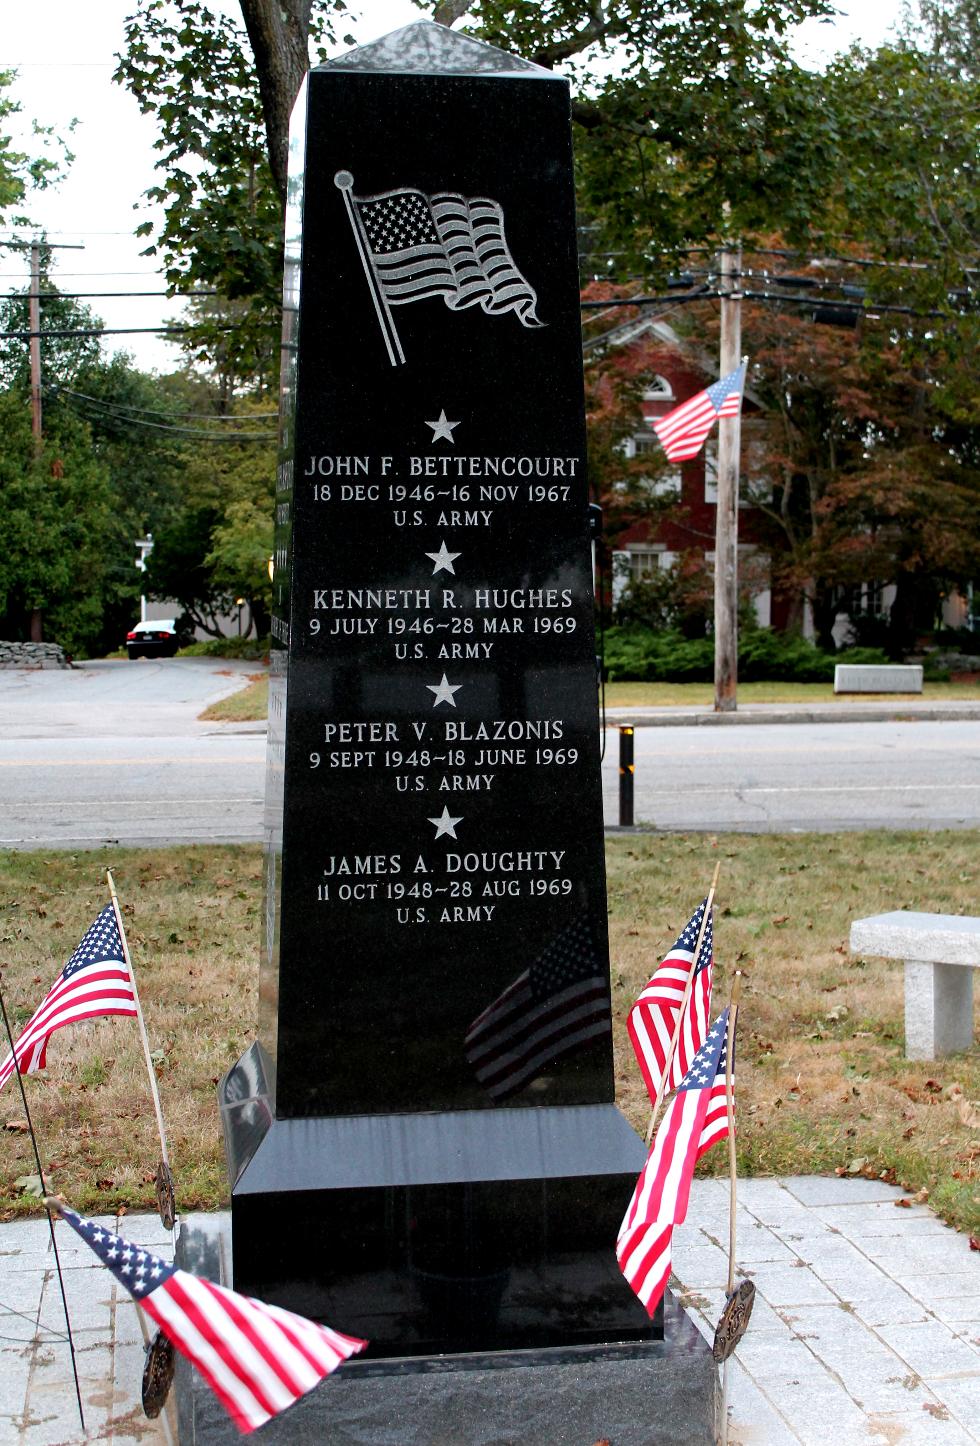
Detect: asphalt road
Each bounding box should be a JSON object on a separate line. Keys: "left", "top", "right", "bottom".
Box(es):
{"left": 0, "top": 659, "right": 266, "bottom": 849}
{"left": 0, "top": 661, "right": 977, "bottom": 847}
{"left": 600, "top": 719, "right": 980, "bottom": 833}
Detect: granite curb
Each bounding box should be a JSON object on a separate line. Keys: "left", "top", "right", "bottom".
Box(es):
{"left": 605, "top": 701, "right": 980, "bottom": 728}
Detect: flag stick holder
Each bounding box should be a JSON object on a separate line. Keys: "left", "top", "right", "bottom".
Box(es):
{"left": 334, "top": 170, "right": 406, "bottom": 368}
{"left": 106, "top": 870, "right": 176, "bottom": 1230}
{"left": 645, "top": 861, "right": 721, "bottom": 1145}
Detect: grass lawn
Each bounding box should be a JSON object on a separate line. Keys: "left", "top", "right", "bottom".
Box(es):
{"left": 198, "top": 673, "right": 268, "bottom": 722}
{"left": 1, "top": 835, "right": 978, "bottom": 1232}
{"left": 605, "top": 679, "right": 980, "bottom": 708}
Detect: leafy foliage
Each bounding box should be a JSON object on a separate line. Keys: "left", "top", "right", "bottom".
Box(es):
{"left": 603, "top": 624, "right": 890, "bottom": 682}
{"left": 0, "top": 70, "right": 72, "bottom": 224}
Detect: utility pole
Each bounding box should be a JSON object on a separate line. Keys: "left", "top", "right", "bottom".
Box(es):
{"left": 713, "top": 244, "right": 742, "bottom": 712}
{"left": 29, "top": 239, "right": 43, "bottom": 453}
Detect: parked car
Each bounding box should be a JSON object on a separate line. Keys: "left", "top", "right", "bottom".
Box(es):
{"left": 126, "top": 619, "right": 181, "bottom": 659}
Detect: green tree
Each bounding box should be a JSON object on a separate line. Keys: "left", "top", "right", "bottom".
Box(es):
{"left": 0, "top": 389, "right": 115, "bottom": 654}
{"left": 0, "top": 70, "right": 71, "bottom": 223}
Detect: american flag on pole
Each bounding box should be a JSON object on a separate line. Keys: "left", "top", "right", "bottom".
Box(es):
{"left": 617, "top": 1010, "right": 733, "bottom": 1316}
{"left": 627, "top": 899, "right": 714, "bottom": 1105}
{"left": 464, "top": 917, "right": 610, "bottom": 1100}
{"left": 0, "top": 907, "right": 137, "bottom": 1094}
{"left": 53, "top": 1204, "right": 367, "bottom": 1435}
{"left": 652, "top": 362, "right": 747, "bottom": 462}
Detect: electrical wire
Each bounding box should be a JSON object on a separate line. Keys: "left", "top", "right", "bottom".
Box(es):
{"left": 47, "top": 386, "right": 276, "bottom": 441}
{"left": 56, "top": 385, "right": 277, "bottom": 421}
{"left": 0, "top": 324, "right": 236, "bottom": 339}
{"left": 1, "top": 289, "right": 220, "bottom": 300}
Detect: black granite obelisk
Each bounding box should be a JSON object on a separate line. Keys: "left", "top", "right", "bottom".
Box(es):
{"left": 220, "top": 20, "right": 654, "bottom": 1361}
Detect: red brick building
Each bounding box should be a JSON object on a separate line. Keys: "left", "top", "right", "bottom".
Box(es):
{"left": 600, "top": 315, "right": 793, "bottom": 631}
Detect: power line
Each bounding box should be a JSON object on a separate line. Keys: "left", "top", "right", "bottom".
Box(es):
{"left": 0, "top": 324, "right": 237, "bottom": 340}
{"left": 48, "top": 386, "right": 276, "bottom": 441}
{"left": 0, "top": 289, "right": 219, "bottom": 300}
{"left": 57, "top": 385, "right": 277, "bottom": 421}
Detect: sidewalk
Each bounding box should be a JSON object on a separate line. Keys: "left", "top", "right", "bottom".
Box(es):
{"left": 1, "top": 1177, "right": 978, "bottom": 1443}
{"left": 605, "top": 698, "right": 980, "bottom": 727}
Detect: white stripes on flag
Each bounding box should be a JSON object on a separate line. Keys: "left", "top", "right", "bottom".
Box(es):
{"left": 145, "top": 1272, "right": 364, "bottom": 1435}
{"left": 652, "top": 393, "right": 720, "bottom": 460}
{"left": 617, "top": 1015, "right": 732, "bottom": 1317}
{"left": 0, "top": 960, "right": 136, "bottom": 1091}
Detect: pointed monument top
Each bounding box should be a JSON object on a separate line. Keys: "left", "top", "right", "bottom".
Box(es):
{"left": 320, "top": 20, "right": 558, "bottom": 79}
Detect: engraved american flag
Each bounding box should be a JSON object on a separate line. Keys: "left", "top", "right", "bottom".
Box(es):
{"left": 464, "top": 917, "right": 610, "bottom": 1101}
{"left": 351, "top": 183, "right": 543, "bottom": 327}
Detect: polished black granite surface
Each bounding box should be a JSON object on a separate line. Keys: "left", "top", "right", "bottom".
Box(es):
{"left": 263, "top": 28, "right": 609, "bottom": 1121}
{"left": 228, "top": 22, "right": 654, "bottom": 1366}
{"left": 177, "top": 1214, "right": 715, "bottom": 1446}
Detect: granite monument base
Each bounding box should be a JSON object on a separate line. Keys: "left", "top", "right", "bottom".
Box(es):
{"left": 175, "top": 1216, "right": 717, "bottom": 1445}
{"left": 220, "top": 1043, "right": 660, "bottom": 1356}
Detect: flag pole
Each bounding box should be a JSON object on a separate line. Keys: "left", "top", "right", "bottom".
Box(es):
{"left": 105, "top": 871, "right": 175, "bottom": 1229}
{"left": 0, "top": 981, "right": 85, "bottom": 1434}
{"left": 334, "top": 170, "right": 406, "bottom": 368}
{"left": 645, "top": 861, "right": 721, "bottom": 1146}
{"left": 719, "top": 969, "right": 743, "bottom": 1446}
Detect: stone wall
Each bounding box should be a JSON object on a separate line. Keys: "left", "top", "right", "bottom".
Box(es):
{"left": 0, "top": 640, "right": 69, "bottom": 669}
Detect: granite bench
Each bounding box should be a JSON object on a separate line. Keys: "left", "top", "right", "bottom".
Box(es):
{"left": 849, "top": 911, "right": 980, "bottom": 1059}
{"left": 834, "top": 664, "right": 923, "bottom": 693}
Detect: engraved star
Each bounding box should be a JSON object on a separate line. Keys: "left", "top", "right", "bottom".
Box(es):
{"left": 425, "top": 409, "right": 460, "bottom": 444}
{"left": 425, "top": 541, "right": 461, "bottom": 576}
{"left": 426, "top": 674, "right": 462, "bottom": 708}
{"left": 428, "top": 806, "right": 463, "bottom": 840}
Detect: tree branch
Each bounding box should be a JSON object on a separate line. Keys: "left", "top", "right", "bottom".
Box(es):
{"left": 531, "top": 3, "right": 615, "bottom": 69}
{"left": 433, "top": 0, "right": 476, "bottom": 26}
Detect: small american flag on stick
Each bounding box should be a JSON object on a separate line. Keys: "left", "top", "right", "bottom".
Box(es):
{"left": 52, "top": 1203, "right": 367, "bottom": 1435}
{"left": 652, "top": 362, "right": 747, "bottom": 462}
{"left": 0, "top": 907, "right": 137, "bottom": 1094}
{"left": 627, "top": 899, "right": 714, "bottom": 1105}
{"left": 617, "top": 1010, "right": 733, "bottom": 1317}
{"left": 465, "top": 917, "right": 610, "bottom": 1101}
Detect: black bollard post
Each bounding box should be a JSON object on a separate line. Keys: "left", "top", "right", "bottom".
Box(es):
{"left": 619, "top": 726, "right": 634, "bottom": 827}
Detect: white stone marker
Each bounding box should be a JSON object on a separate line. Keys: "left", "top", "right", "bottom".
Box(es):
{"left": 850, "top": 911, "right": 980, "bottom": 1059}
{"left": 834, "top": 664, "right": 923, "bottom": 693}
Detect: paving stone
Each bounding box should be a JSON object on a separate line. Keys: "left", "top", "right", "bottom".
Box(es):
{"left": 36, "top": 1267, "right": 114, "bottom": 1335}
{"left": 720, "top": 1359, "right": 803, "bottom": 1445}
{"left": 670, "top": 1241, "right": 731, "bottom": 1286}
{"left": 0, "top": 1342, "right": 31, "bottom": 1414}
{"left": 902, "top": 1272, "right": 980, "bottom": 1308}
{"left": 734, "top": 1355, "right": 891, "bottom": 1446}
{"left": 745, "top": 1261, "right": 841, "bottom": 1309}
{"left": 843, "top": 1280, "right": 934, "bottom": 1327}
{"left": 861, "top": 1234, "right": 980, "bottom": 1272}
{"left": 0, "top": 1268, "right": 44, "bottom": 1315}
{"left": 771, "top": 1303, "right": 944, "bottom": 1414}
{"left": 863, "top": 1407, "right": 977, "bottom": 1444}
{"left": 926, "top": 1373, "right": 980, "bottom": 1434}
{"left": 808, "top": 1202, "right": 957, "bottom": 1238}
{"left": 927, "top": 1297, "right": 980, "bottom": 1328}
{"left": 781, "top": 1177, "right": 907, "bottom": 1207}
{"left": 0, "top": 1220, "right": 57, "bottom": 1255}
{"left": 877, "top": 1319, "right": 980, "bottom": 1378}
